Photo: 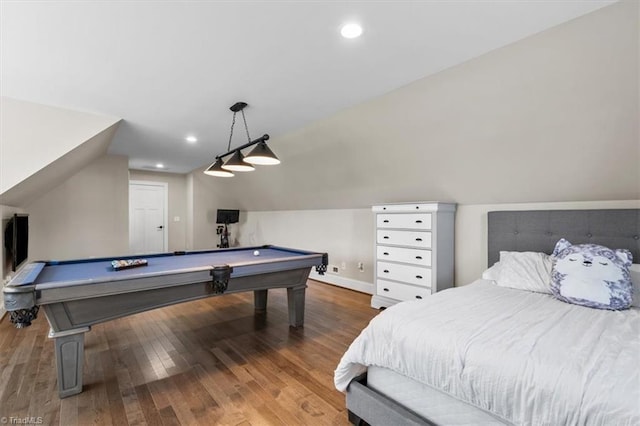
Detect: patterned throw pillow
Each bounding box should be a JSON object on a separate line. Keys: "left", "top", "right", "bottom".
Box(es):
{"left": 551, "top": 239, "right": 633, "bottom": 310}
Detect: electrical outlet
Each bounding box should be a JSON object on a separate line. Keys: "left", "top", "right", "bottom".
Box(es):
{"left": 341, "top": 261, "right": 347, "bottom": 270}
{"left": 328, "top": 264, "right": 340, "bottom": 274}
{"left": 357, "top": 262, "right": 364, "bottom": 272}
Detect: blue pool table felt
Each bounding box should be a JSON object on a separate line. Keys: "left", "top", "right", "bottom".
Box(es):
{"left": 34, "top": 247, "right": 308, "bottom": 286}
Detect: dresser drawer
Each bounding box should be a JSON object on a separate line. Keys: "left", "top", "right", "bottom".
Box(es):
{"left": 377, "top": 261, "right": 432, "bottom": 287}
{"left": 377, "top": 279, "right": 431, "bottom": 301}
{"left": 376, "top": 229, "right": 432, "bottom": 248}
{"left": 377, "top": 213, "right": 432, "bottom": 230}
{"left": 376, "top": 246, "right": 432, "bottom": 267}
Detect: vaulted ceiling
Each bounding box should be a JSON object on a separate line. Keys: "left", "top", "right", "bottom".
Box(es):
{"left": 1, "top": 0, "right": 616, "bottom": 174}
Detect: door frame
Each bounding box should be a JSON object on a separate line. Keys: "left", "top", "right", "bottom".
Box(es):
{"left": 129, "top": 180, "right": 169, "bottom": 253}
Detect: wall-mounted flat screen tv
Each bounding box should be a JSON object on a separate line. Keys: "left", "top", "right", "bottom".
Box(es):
{"left": 216, "top": 209, "right": 239, "bottom": 224}
{"left": 4, "top": 214, "right": 29, "bottom": 272}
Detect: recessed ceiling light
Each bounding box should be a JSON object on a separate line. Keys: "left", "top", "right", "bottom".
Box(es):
{"left": 341, "top": 23, "right": 363, "bottom": 39}
{"left": 186, "top": 135, "right": 198, "bottom": 143}
{"left": 155, "top": 163, "right": 165, "bottom": 169}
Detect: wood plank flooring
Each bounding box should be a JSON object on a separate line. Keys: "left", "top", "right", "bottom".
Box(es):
{"left": 0, "top": 280, "right": 379, "bottom": 425}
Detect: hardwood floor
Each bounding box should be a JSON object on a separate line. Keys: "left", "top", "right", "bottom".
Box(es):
{"left": 0, "top": 280, "right": 379, "bottom": 426}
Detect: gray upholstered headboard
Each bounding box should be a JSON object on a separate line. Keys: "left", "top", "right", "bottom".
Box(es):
{"left": 488, "top": 209, "right": 640, "bottom": 266}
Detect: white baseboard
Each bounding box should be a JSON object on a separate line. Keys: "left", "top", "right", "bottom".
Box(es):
{"left": 309, "top": 270, "right": 374, "bottom": 294}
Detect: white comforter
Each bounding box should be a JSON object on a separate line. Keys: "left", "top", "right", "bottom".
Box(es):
{"left": 334, "top": 280, "right": 640, "bottom": 426}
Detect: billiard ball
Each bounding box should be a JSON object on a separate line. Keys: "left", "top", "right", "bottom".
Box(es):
{"left": 253, "top": 250, "right": 260, "bottom": 256}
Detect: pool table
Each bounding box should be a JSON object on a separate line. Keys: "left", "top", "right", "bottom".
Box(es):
{"left": 3, "top": 245, "right": 328, "bottom": 398}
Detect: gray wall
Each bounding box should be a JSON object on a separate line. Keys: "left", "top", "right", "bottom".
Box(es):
{"left": 26, "top": 155, "right": 129, "bottom": 262}
{"left": 237, "top": 209, "right": 374, "bottom": 293}
{"left": 188, "top": 168, "right": 247, "bottom": 250}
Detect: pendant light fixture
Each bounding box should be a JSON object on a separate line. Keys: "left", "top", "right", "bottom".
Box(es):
{"left": 222, "top": 150, "right": 255, "bottom": 172}
{"left": 244, "top": 141, "right": 280, "bottom": 165}
{"left": 204, "top": 101, "right": 280, "bottom": 177}
{"left": 204, "top": 158, "right": 234, "bottom": 177}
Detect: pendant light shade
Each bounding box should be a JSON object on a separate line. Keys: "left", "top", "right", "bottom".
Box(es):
{"left": 244, "top": 141, "right": 280, "bottom": 165}
{"left": 221, "top": 150, "right": 255, "bottom": 172}
{"left": 204, "top": 159, "right": 234, "bottom": 177}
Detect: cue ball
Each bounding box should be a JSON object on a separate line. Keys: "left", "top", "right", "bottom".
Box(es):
{"left": 253, "top": 250, "right": 260, "bottom": 256}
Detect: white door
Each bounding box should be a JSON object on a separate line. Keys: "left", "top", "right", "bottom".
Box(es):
{"left": 129, "top": 181, "right": 168, "bottom": 254}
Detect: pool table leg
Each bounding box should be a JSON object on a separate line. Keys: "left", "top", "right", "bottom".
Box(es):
{"left": 49, "top": 327, "right": 90, "bottom": 398}
{"left": 254, "top": 289, "right": 268, "bottom": 313}
{"left": 287, "top": 285, "right": 306, "bottom": 327}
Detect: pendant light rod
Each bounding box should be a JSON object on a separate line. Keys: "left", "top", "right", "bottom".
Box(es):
{"left": 215, "top": 134, "right": 270, "bottom": 160}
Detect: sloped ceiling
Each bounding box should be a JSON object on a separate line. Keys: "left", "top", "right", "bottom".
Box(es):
{"left": 1, "top": 0, "right": 616, "bottom": 173}
{"left": 196, "top": 0, "right": 639, "bottom": 210}
{"left": 0, "top": 97, "right": 121, "bottom": 207}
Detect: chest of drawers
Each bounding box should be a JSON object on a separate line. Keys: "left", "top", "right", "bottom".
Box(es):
{"left": 371, "top": 202, "right": 456, "bottom": 308}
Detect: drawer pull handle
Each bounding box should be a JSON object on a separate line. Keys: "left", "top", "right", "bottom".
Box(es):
{"left": 383, "top": 219, "right": 389, "bottom": 223}
{"left": 415, "top": 256, "right": 422, "bottom": 260}
{"left": 383, "top": 288, "right": 389, "bottom": 292}
{"left": 415, "top": 295, "right": 423, "bottom": 299}
{"left": 415, "top": 238, "right": 423, "bottom": 242}
{"left": 415, "top": 220, "right": 423, "bottom": 223}
{"left": 416, "top": 275, "right": 423, "bottom": 279}
{"left": 383, "top": 252, "right": 389, "bottom": 256}
{"left": 383, "top": 236, "right": 390, "bottom": 239}
{"left": 383, "top": 270, "right": 390, "bottom": 273}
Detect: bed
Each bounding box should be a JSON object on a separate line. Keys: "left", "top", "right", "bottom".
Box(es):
{"left": 335, "top": 209, "right": 640, "bottom": 426}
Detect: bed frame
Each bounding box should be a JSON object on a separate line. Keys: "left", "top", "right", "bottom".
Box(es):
{"left": 345, "top": 208, "right": 640, "bottom": 426}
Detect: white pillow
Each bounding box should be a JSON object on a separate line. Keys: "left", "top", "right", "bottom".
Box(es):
{"left": 482, "top": 261, "right": 502, "bottom": 281}
{"left": 495, "top": 251, "right": 553, "bottom": 294}
{"left": 631, "top": 264, "right": 640, "bottom": 308}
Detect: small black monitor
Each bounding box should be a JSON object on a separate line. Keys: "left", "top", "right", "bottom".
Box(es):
{"left": 216, "top": 209, "right": 239, "bottom": 224}
{"left": 4, "top": 214, "right": 29, "bottom": 272}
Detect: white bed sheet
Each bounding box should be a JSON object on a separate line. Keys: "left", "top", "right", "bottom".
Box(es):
{"left": 335, "top": 279, "right": 640, "bottom": 426}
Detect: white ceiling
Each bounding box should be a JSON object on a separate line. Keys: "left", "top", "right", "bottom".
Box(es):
{"left": 1, "top": 0, "right": 615, "bottom": 174}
